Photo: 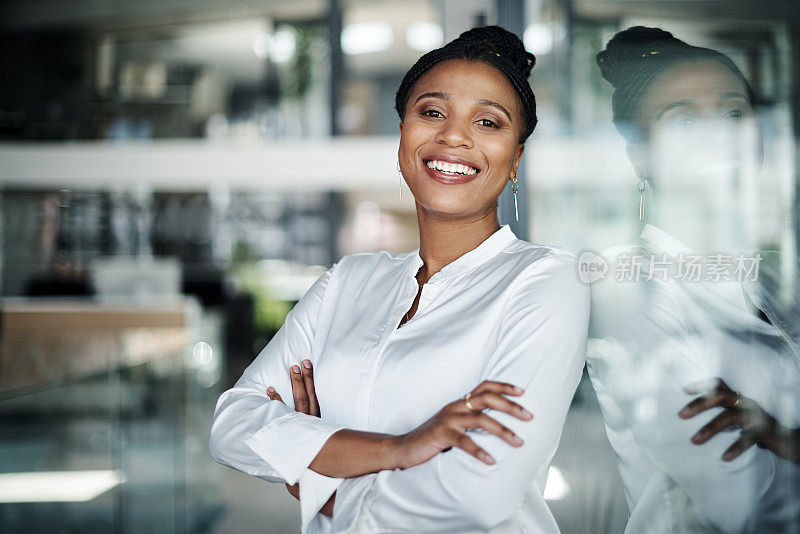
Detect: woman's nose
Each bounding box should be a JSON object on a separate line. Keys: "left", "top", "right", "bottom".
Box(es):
{"left": 435, "top": 118, "right": 473, "bottom": 149}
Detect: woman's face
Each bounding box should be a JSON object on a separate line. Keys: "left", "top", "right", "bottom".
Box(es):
{"left": 631, "top": 59, "right": 763, "bottom": 251}
{"left": 398, "top": 59, "right": 525, "bottom": 221}
{"left": 631, "top": 59, "right": 760, "bottom": 185}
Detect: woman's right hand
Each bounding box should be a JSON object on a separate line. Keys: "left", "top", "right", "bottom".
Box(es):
{"left": 392, "top": 380, "right": 533, "bottom": 469}
{"left": 680, "top": 377, "right": 800, "bottom": 464}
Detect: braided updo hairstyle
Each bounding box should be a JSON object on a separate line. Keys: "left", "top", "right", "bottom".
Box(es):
{"left": 395, "top": 25, "right": 537, "bottom": 143}
{"left": 597, "top": 26, "right": 754, "bottom": 141}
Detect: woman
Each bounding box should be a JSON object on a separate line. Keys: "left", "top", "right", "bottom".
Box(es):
{"left": 209, "top": 26, "right": 590, "bottom": 534}
{"left": 588, "top": 26, "right": 800, "bottom": 533}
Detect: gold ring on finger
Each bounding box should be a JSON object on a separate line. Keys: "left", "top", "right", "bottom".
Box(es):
{"left": 464, "top": 392, "right": 480, "bottom": 413}
{"left": 732, "top": 391, "right": 743, "bottom": 410}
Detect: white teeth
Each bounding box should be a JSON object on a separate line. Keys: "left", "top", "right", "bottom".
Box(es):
{"left": 425, "top": 160, "right": 478, "bottom": 175}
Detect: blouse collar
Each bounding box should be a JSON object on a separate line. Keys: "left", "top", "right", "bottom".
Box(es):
{"left": 406, "top": 224, "right": 518, "bottom": 284}
{"left": 639, "top": 223, "right": 778, "bottom": 336}
{"left": 639, "top": 223, "right": 689, "bottom": 257}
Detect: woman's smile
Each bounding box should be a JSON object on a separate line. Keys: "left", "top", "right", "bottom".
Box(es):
{"left": 422, "top": 153, "right": 481, "bottom": 185}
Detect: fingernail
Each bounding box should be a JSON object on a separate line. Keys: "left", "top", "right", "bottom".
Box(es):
{"left": 522, "top": 409, "right": 533, "bottom": 418}
{"left": 512, "top": 436, "right": 523, "bottom": 445}
{"left": 691, "top": 432, "right": 706, "bottom": 444}
{"left": 480, "top": 452, "right": 495, "bottom": 464}
{"left": 267, "top": 386, "right": 275, "bottom": 393}
{"left": 292, "top": 365, "right": 300, "bottom": 374}
{"left": 722, "top": 451, "right": 735, "bottom": 462}
{"left": 679, "top": 408, "right": 690, "bottom": 418}
{"left": 303, "top": 360, "right": 312, "bottom": 369}
{"left": 514, "top": 386, "right": 524, "bottom": 393}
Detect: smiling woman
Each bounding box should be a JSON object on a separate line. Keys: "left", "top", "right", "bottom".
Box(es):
{"left": 399, "top": 60, "right": 524, "bottom": 207}
{"left": 209, "top": 25, "right": 590, "bottom": 534}
{"left": 587, "top": 26, "right": 800, "bottom": 533}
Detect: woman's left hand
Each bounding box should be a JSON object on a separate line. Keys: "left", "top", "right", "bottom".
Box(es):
{"left": 268, "top": 360, "right": 321, "bottom": 416}
{"left": 267, "top": 359, "right": 336, "bottom": 517}
{"left": 678, "top": 377, "right": 793, "bottom": 462}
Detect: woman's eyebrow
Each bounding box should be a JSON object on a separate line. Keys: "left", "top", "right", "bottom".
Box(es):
{"left": 477, "top": 99, "right": 512, "bottom": 121}
{"left": 720, "top": 91, "right": 748, "bottom": 100}
{"left": 656, "top": 99, "right": 694, "bottom": 120}
{"left": 414, "top": 91, "right": 449, "bottom": 104}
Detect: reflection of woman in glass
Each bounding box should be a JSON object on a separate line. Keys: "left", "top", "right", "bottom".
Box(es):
{"left": 209, "top": 26, "right": 590, "bottom": 533}
{"left": 588, "top": 26, "right": 800, "bottom": 533}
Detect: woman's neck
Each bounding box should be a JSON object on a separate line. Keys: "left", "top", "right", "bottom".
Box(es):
{"left": 415, "top": 209, "right": 501, "bottom": 282}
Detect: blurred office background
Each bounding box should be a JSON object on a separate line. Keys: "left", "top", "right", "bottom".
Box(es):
{"left": 0, "top": 0, "right": 797, "bottom": 533}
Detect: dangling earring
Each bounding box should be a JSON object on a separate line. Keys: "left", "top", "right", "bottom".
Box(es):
{"left": 637, "top": 177, "right": 647, "bottom": 221}
{"left": 510, "top": 173, "right": 519, "bottom": 222}
{"left": 397, "top": 161, "right": 403, "bottom": 199}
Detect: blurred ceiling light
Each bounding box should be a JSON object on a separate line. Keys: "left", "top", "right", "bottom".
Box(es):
{"left": 406, "top": 21, "right": 444, "bottom": 52}
{"left": 523, "top": 22, "right": 553, "bottom": 56}
{"left": 0, "top": 470, "right": 125, "bottom": 503}
{"left": 192, "top": 341, "right": 214, "bottom": 366}
{"left": 253, "top": 27, "right": 296, "bottom": 63}
{"left": 341, "top": 22, "right": 393, "bottom": 55}
{"left": 543, "top": 465, "right": 570, "bottom": 500}
{"left": 272, "top": 27, "right": 296, "bottom": 63}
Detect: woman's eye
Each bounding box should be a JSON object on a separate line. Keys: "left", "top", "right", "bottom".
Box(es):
{"left": 670, "top": 117, "right": 696, "bottom": 128}
{"left": 725, "top": 109, "right": 744, "bottom": 119}
{"left": 477, "top": 119, "right": 498, "bottom": 128}
{"left": 422, "top": 109, "right": 443, "bottom": 118}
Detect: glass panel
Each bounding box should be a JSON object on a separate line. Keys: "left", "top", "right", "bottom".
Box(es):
{"left": 1, "top": 1, "right": 799, "bottom": 532}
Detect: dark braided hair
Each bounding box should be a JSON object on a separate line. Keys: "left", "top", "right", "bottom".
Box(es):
{"left": 597, "top": 26, "right": 755, "bottom": 141}
{"left": 395, "top": 25, "right": 537, "bottom": 143}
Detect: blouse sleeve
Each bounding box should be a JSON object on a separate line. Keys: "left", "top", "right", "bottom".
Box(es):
{"left": 330, "top": 251, "right": 590, "bottom": 533}
{"left": 208, "top": 263, "right": 347, "bottom": 531}
{"left": 586, "top": 273, "right": 778, "bottom": 532}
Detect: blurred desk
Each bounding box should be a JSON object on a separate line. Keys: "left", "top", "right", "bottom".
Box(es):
{"left": 0, "top": 297, "right": 199, "bottom": 394}
{"left": 0, "top": 296, "right": 224, "bottom": 534}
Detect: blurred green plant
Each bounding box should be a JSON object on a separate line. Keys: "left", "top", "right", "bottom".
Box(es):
{"left": 233, "top": 262, "right": 293, "bottom": 338}
{"left": 231, "top": 240, "right": 259, "bottom": 264}
{"left": 282, "top": 22, "right": 325, "bottom": 101}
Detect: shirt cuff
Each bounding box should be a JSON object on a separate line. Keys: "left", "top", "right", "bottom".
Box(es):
{"left": 329, "top": 473, "right": 378, "bottom": 533}
{"left": 298, "top": 467, "right": 344, "bottom": 533}
{"left": 244, "top": 411, "right": 345, "bottom": 485}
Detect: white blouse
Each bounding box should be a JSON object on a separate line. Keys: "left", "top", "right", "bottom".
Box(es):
{"left": 587, "top": 224, "right": 800, "bottom": 533}
{"left": 209, "top": 224, "right": 590, "bottom": 533}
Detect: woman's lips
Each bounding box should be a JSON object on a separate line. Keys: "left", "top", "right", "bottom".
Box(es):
{"left": 422, "top": 156, "right": 481, "bottom": 185}
{"left": 424, "top": 165, "right": 479, "bottom": 184}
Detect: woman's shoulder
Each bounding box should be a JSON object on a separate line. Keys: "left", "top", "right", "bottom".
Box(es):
{"left": 504, "top": 238, "right": 581, "bottom": 277}
{"left": 499, "top": 240, "right": 590, "bottom": 329}
{"left": 499, "top": 239, "right": 587, "bottom": 304}
{"left": 331, "top": 249, "right": 414, "bottom": 277}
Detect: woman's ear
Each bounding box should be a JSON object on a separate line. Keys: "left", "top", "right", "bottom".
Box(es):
{"left": 399, "top": 121, "right": 403, "bottom": 134}
{"left": 625, "top": 143, "right": 648, "bottom": 182}
{"left": 512, "top": 144, "right": 525, "bottom": 176}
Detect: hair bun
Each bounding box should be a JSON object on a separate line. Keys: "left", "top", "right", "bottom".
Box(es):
{"left": 596, "top": 26, "right": 687, "bottom": 87}
{"left": 453, "top": 25, "right": 536, "bottom": 78}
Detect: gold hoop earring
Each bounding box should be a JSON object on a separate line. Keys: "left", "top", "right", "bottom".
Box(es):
{"left": 510, "top": 173, "right": 519, "bottom": 222}
{"left": 397, "top": 161, "right": 403, "bottom": 199}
